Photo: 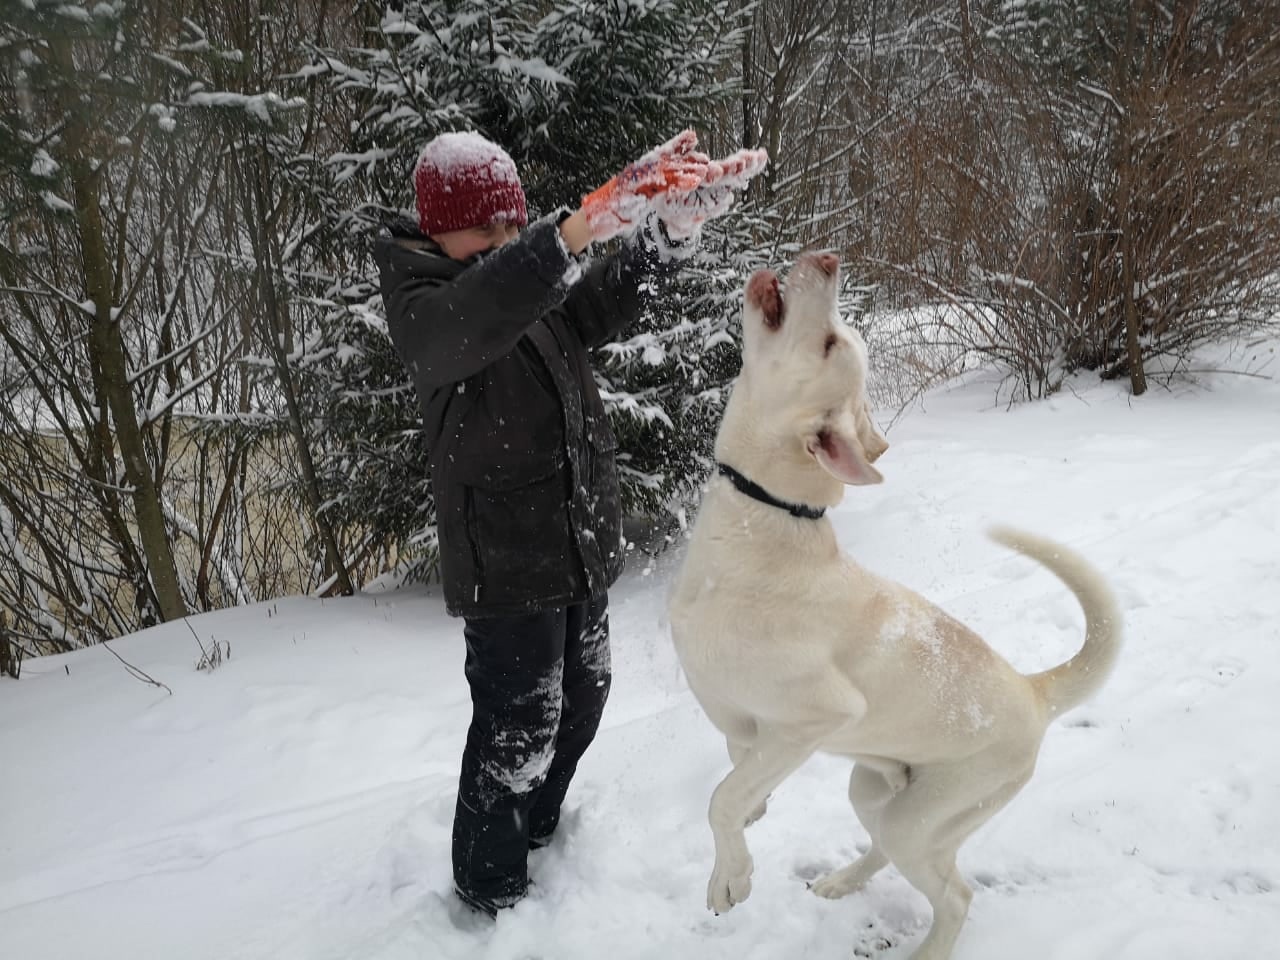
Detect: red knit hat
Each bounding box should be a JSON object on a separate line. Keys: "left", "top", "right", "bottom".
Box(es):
{"left": 413, "top": 132, "right": 528, "bottom": 235}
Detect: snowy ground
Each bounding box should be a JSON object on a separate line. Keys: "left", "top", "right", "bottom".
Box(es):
{"left": 3, "top": 339, "right": 1279, "bottom": 960}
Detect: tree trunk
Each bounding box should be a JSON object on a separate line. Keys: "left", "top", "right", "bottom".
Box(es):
{"left": 1116, "top": 2, "right": 1147, "bottom": 396}
{"left": 0, "top": 611, "right": 18, "bottom": 678}
{"left": 957, "top": 0, "right": 975, "bottom": 80}
{"left": 1119, "top": 179, "right": 1146, "bottom": 396}
{"left": 741, "top": 0, "right": 757, "bottom": 150}
{"left": 53, "top": 38, "right": 189, "bottom": 621}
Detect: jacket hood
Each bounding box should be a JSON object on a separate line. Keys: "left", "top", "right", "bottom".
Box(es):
{"left": 372, "top": 221, "right": 459, "bottom": 291}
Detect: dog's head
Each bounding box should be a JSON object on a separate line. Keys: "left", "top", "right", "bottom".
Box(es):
{"left": 733, "top": 251, "right": 888, "bottom": 493}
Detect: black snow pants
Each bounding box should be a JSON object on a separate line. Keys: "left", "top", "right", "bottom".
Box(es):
{"left": 452, "top": 594, "right": 611, "bottom": 911}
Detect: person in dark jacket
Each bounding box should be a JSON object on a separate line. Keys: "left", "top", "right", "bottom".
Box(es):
{"left": 373, "top": 129, "right": 765, "bottom": 919}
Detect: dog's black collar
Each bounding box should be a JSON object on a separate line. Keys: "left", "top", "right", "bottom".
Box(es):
{"left": 715, "top": 462, "right": 826, "bottom": 520}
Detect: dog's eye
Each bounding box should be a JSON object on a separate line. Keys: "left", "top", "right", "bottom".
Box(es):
{"left": 823, "top": 334, "right": 838, "bottom": 356}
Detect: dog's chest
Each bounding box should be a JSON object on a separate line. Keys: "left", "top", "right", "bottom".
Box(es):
{"left": 669, "top": 496, "right": 849, "bottom": 679}
{"left": 671, "top": 557, "right": 836, "bottom": 669}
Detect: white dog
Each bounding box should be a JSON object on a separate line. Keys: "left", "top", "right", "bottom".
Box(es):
{"left": 668, "top": 252, "right": 1122, "bottom": 960}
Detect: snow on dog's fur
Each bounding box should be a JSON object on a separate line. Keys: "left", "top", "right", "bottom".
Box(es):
{"left": 668, "top": 252, "right": 1122, "bottom": 960}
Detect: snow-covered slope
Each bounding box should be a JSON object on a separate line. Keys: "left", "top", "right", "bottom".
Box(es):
{"left": 3, "top": 342, "right": 1278, "bottom": 960}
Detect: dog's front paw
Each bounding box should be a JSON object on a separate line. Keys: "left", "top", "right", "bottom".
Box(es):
{"left": 707, "top": 855, "right": 754, "bottom": 914}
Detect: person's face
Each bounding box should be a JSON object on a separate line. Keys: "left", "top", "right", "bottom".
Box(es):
{"left": 431, "top": 221, "right": 519, "bottom": 261}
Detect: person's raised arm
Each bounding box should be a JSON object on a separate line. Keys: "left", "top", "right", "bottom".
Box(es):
{"left": 385, "top": 219, "right": 580, "bottom": 388}
{"left": 561, "top": 133, "right": 769, "bottom": 348}
{"left": 558, "top": 209, "right": 593, "bottom": 256}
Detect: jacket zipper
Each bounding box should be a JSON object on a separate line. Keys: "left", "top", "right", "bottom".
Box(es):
{"left": 464, "top": 486, "right": 484, "bottom": 602}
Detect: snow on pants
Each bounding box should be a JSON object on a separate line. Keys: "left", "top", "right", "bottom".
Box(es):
{"left": 452, "top": 594, "right": 611, "bottom": 905}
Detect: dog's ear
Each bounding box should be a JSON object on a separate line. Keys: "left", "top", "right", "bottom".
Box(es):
{"left": 744, "top": 269, "right": 782, "bottom": 329}
{"left": 809, "top": 414, "right": 884, "bottom": 486}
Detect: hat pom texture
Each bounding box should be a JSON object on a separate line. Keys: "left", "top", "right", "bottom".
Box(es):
{"left": 414, "top": 132, "right": 528, "bottom": 235}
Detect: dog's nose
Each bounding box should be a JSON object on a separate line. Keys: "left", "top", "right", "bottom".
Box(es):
{"left": 797, "top": 251, "right": 840, "bottom": 278}
{"left": 814, "top": 252, "right": 839, "bottom": 276}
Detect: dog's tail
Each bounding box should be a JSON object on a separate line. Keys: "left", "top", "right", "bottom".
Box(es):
{"left": 988, "top": 526, "right": 1123, "bottom": 719}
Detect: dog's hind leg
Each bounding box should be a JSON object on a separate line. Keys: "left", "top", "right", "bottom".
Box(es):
{"left": 810, "top": 762, "right": 897, "bottom": 899}
{"left": 810, "top": 847, "right": 889, "bottom": 900}
{"left": 875, "top": 754, "right": 1033, "bottom": 960}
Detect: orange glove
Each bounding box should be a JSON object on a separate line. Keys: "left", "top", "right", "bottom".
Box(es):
{"left": 582, "top": 129, "right": 710, "bottom": 242}
{"left": 650, "top": 146, "right": 769, "bottom": 240}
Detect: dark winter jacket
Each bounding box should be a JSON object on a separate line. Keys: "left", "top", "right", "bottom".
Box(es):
{"left": 373, "top": 214, "right": 664, "bottom": 618}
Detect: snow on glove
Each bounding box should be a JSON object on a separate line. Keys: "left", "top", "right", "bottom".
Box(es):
{"left": 650, "top": 147, "right": 769, "bottom": 240}
{"left": 581, "top": 129, "right": 710, "bottom": 243}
